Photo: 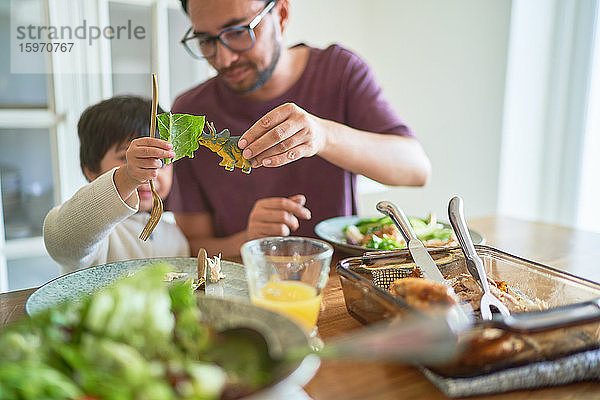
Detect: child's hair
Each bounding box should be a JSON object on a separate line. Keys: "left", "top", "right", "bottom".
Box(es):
{"left": 78, "top": 95, "right": 164, "bottom": 176}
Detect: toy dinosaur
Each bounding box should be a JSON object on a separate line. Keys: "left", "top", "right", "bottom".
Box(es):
{"left": 198, "top": 122, "right": 252, "bottom": 174}
{"left": 157, "top": 112, "right": 251, "bottom": 174}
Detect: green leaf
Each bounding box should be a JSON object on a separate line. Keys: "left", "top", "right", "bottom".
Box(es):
{"left": 83, "top": 262, "right": 175, "bottom": 356}
{"left": 0, "top": 362, "right": 83, "bottom": 399}
{"left": 157, "top": 112, "right": 205, "bottom": 163}
{"left": 366, "top": 234, "right": 402, "bottom": 250}
{"left": 354, "top": 216, "right": 393, "bottom": 234}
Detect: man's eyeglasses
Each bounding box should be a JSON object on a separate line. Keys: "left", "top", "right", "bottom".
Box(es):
{"left": 181, "top": 0, "right": 277, "bottom": 60}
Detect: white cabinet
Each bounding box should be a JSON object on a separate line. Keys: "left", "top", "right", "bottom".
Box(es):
{"left": 0, "top": 0, "right": 63, "bottom": 292}
{"left": 0, "top": 0, "right": 208, "bottom": 292}
{"left": 0, "top": 126, "right": 62, "bottom": 291}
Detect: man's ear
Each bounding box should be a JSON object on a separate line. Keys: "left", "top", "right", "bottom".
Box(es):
{"left": 82, "top": 166, "right": 99, "bottom": 182}
{"left": 276, "top": 0, "right": 290, "bottom": 33}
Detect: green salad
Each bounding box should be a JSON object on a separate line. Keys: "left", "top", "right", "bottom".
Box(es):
{"left": 343, "top": 214, "right": 455, "bottom": 250}
{"left": 0, "top": 264, "right": 276, "bottom": 400}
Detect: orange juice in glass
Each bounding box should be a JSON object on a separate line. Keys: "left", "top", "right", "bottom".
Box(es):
{"left": 241, "top": 237, "right": 333, "bottom": 333}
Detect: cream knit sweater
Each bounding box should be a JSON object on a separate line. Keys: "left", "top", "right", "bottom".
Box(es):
{"left": 44, "top": 168, "right": 190, "bottom": 274}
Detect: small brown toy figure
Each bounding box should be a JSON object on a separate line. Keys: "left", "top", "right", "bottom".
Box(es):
{"left": 198, "top": 122, "right": 252, "bottom": 174}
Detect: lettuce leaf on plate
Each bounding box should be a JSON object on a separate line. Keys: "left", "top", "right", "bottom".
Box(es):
{"left": 0, "top": 264, "right": 226, "bottom": 400}
{"left": 157, "top": 112, "right": 206, "bottom": 163}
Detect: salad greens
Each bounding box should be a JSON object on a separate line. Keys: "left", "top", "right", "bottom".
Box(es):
{"left": 157, "top": 112, "right": 205, "bottom": 163}
{"left": 348, "top": 216, "right": 393, "bottom": 235}
{"left": 366, "top": 233, "right": 402, "bottom": 251}
{"left": 344, "top": 214, "right": 453, "bottom": 250}
{"left": 0, "top": 264, "right": 274, "bottom": 400}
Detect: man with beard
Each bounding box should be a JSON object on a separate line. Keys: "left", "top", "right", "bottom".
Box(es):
{"left": 168, "top": 0, "right": 432, "bottom": 257}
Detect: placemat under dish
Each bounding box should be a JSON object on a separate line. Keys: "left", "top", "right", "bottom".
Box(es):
{"left": 420, "top": 348, "right": 600, "bottom": 397}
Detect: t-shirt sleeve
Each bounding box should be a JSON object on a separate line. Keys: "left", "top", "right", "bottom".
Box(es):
{"left": 165, "top": 155, "right": 211, "bottom": 214}
{"left": 340, "top": 48, "right": 414, "bottom": 137}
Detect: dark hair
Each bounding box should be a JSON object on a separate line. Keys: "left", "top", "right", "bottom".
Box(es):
{"left": 78, "top": 95, "right": 164, "bottom": 176}
{"left": 179, "top": 0, "right": 269, "bottom": 14}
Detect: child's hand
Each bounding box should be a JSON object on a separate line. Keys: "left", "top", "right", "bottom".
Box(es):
{"left": 125, "top": 137, "right": 175, "bottom": 184}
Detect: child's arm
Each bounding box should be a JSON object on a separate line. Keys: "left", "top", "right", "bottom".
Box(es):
{"left": 43, "top": 138, "right": 175, "bottom": 272}
{"left": 113, "top": 137, "right": 175, "bottom": 208}
{"left": 43, "top": 168, "right": 138, "bottom": 271}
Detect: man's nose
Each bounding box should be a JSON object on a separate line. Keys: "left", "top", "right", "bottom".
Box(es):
{"left": 214, "top": 40, "right": 239, "bottom": 68}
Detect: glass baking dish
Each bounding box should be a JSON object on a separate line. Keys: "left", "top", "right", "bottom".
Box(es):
{"left": 337, "top": 245, "right": 600, "bottom": 377}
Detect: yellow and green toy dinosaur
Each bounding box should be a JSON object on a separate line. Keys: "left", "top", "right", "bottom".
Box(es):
{"left": 157, "top": 112, "right": 251, "bottom": 174}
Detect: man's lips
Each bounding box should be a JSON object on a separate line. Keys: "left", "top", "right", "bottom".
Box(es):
{"left": 221, "top": 65, "right": 250, "bottom": 83}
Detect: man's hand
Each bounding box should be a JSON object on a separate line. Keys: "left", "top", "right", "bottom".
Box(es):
{"left": 238, "top": 103, "right": 328, "bottom": 168}
{"left": 246, "top": 194, "right": 312, "bottom": 240}
{"left": 125, "top": 137, "right": 175, "bottom": 184}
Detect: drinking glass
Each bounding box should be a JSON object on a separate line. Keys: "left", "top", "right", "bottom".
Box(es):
{"left": 241, "top": 236, "right": 333, "bottom": 336}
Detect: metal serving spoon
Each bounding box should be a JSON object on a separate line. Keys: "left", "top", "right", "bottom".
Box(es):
{"left": 448, "top": 196, "right": 511, "bottom": 320}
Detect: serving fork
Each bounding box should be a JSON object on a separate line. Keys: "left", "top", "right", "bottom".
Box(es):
{"left": 139, "top": 73, "right": 163, "bottom": 241}
{"left": 448, "top": 196, "right": 510, "bottom": 320}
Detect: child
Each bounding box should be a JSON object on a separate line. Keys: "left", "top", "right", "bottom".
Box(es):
{"left": 44, "top": 96, "right": 190, "bottom": 274}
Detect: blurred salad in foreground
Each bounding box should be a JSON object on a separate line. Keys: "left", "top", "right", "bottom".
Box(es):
{"left": 0, "top": 263, "right": 278, "bottom": 400}
{"left": 344, "top": 214, "right": 456, "bottom": 250}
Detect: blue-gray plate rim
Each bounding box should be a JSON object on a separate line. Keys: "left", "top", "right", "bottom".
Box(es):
{"left": 25, "top": 256, "right": 249, "bottom": 315}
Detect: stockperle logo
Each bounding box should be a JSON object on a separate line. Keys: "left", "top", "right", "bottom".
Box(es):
{"left": 10, "top": 0, "right": 151, "bottom": 74}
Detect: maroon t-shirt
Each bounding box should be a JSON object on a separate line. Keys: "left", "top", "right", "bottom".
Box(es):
{"left": 167, "top": 44, "right": 414, "bottom": 238}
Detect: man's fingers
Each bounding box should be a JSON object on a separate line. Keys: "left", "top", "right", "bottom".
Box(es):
{"left": 252, "top": 208, "right": 300, "bottom": 230}
{"left": 248, "top": 133, "right": 307, "bottom": 167}
{"left": 239, "top": 105, "right": 292, "bottom": 147}
{"left": 250, "top": 222, "right": 292, "bottom": 237}
{"left": 289, "top": 194, "right": 306, "bottom": 206}
{"left": 243, "top": 120, "right": 303, "bottom": 160}
{"left": 247, "top": 195, "right": 312, "bottom": 240}
{"left": 258, "top": 197, "right": 311, "bottom": 220}
{"left": 254, "top": 144, "right": 312, "bottom": 168}
{"left": 239, "top": 103, "right": 304, "bottom": 156}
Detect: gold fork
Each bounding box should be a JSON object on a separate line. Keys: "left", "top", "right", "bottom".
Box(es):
{"left": 139, "top": 73, "right": 164, "bottom": 241}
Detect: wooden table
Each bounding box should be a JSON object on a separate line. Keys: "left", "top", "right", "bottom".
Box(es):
{"left": 2, "top": 216, "right": 600, "bottom": 399}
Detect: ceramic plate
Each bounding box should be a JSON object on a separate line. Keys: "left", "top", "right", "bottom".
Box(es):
{"left": 26, "top": 257, "right": 249, "bottom": 315}
{"left": 314, "top": 215, "right": 485, "bottom": 255}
